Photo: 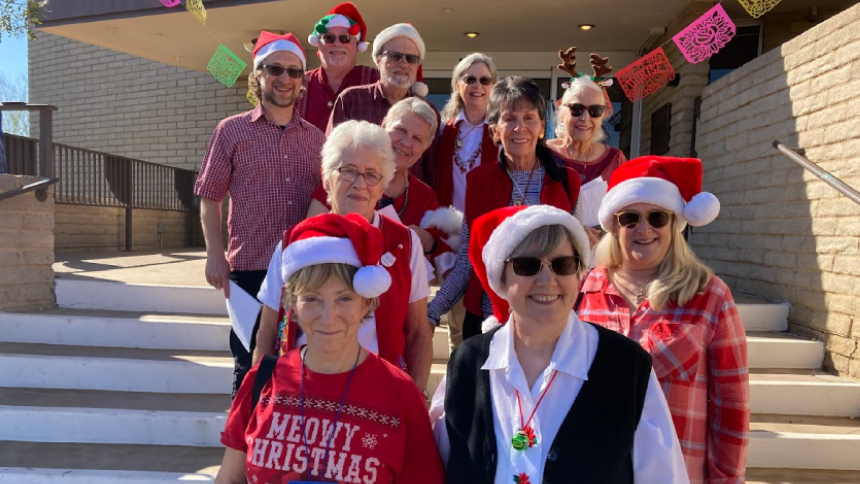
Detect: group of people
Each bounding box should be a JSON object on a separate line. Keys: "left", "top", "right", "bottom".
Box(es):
{"left": 194, "top": 3, "right": 749, "bottom": 483}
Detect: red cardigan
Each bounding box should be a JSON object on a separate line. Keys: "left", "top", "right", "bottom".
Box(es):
{"left": 434, "top": 119, "right": 499, "bottom": 207}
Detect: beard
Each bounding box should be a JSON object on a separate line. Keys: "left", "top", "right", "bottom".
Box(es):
{"left": 262, "top": 84, "right": 300, "bottom": 108}
{"left": 383, "top": 70, "right": 414, "bottom": 89}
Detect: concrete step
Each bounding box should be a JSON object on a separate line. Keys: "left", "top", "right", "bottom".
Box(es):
{"left": 56, "top": 279, "right": 227, "bottom": 316}
{"left": 0, "top": 343, "right": 233, "bottom": 394}
{"left": 746, "top": 332, "right": 824, "bottom": 370}
{"left": 750, "top": 369, "right": 860, "bottom": 417}
{"left": 749, "top": 414, "right": 860, "bottom": 470}
{"left": 0, "top": 308, "right": 231, "bottom": 351}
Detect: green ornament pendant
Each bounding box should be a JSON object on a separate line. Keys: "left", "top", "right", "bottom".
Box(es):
{"left": 511, "top": 430, "right": 529, "bottom": 451}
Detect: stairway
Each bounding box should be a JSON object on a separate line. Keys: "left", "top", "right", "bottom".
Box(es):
{"left": 0, "top": 279, "right": 858, "bottom": 483}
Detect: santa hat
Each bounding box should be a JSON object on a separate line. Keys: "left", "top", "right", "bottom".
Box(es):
{"left": 372, "top": 23, "right": 429, "bottom": 97}
{"left": 253, "top": 31, "right": 307, "bottom": 71}
{"left": 308, "top": 2, "right": 369, "bottom": 54}
{"left": 470, "top": 205, "right": 591, "bottom": 329}
{"left": 281, "top": 213, "right": 391, "bottom": 299}
{"left": 598, "top": 156, "right": 720, "bottom": 232}
{"left": 419, "top": 206, "right": 463, "bottom": 252}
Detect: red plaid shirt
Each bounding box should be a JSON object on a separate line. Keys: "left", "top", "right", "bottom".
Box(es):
{"left": 327, "top": 81, "right": 442, "bottom": 187}
{"left": 578, "top": 266, "right": 749, "bottom": 484}
{"left": 295, "top": 64, "right": 379, "bottom": 132}
{"left": 194, "top": 106, "right": 325, "bottom": 271}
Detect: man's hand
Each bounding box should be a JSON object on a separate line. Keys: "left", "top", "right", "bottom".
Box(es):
{"left": 206, "top": 253, "right": 231, "bottom": 298}
{"left": 408, "top": 225, "right": 435, "bottom": 254}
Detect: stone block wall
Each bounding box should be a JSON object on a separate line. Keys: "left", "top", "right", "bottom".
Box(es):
{"left": 55, "top": 204, "right": 192, "bottom": 253}
{"left": 28, "top": 32, "right": 248, "bottom": 172}
{"left": 693, "top": 3, "right": 860, "bottom": 378}
{"left": 0, "top": 175, "right": 56, "bottom": 310}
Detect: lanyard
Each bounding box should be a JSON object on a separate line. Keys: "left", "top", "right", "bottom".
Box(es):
{"left": 512, "top": 370, "right": 558, "bottom": 451}
{"left": 299, "top": 345, "right": 361, "bottom": 481}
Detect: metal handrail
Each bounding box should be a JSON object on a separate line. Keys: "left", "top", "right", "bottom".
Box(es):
{"left": 0, "top": 177, "right": 59, "bottom": 202}
{"left": 773, "top": 140, "right": 860, "bottom": 206}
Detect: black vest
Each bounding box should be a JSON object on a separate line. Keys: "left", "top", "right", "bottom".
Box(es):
{"left": 444, "top": 324, "right": 653, "bottom": 484}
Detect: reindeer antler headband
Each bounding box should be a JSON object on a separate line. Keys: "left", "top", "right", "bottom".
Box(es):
{"left": 556, "top": 46, "right": 614, "bottom": 88}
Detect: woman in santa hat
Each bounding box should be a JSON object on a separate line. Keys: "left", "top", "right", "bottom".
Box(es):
{"left": 255, "top": 120, "right": 435, "bottom": 400}
{"left": 429, "top": 204, "right": 688, "bottom": 484}
{"left": 577, "top": 156, "right": 749, "bottom": 484}
{"left": 217, "top": 213, "right": 444, "bottom": 484}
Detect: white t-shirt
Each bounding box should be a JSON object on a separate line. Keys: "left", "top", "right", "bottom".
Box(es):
{"left": 257, "top": 212, "right": 431, "bottom": 353}
{"left": 447, "top": 111, "right": 488, "bottom": 212}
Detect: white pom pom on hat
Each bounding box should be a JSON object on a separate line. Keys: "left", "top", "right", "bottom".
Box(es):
{"left": 353, "top": 265, "right": 392, "bottom": 299}
{"left": 597, "top": 156, "right": 720, "bottom": 231}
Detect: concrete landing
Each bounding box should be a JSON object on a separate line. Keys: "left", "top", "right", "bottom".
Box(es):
{"left": 54, "top": 250, "right": 209, "bottom": 287}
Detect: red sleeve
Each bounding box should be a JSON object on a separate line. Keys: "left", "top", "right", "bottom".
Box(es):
{"left": 395, "top": 382, "right": 445, "bottom": 484}
{"left": 220, "top": 365, "right": 259, "bottom": 452}
{"left": 194, "top": 121, "right": 233, "bottom": 201}
{"left": 311, "top": 183, "right": 331, "bottom": 209}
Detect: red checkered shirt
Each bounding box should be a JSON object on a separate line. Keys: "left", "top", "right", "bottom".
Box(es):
{"left": 577, "top": 265, "right": 749, "bottom": 484}
{"left": 327, "top": 81, "right": 442, "bottom": 187}
{"left": 194, "top": 106, "right": 325, "bottom": 272}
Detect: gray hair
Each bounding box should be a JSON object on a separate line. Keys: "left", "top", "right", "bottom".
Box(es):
{"left": 555, "top": 77, "right": 607, "bottom": 142}
{"left": 441, "top": 53, "right": 498, "bottom": 122}
{"left": 322, "top": 121, "right": 396, "bottom": 199}
{"left": 385, "top": 98, "right": 439, "bottom": 140}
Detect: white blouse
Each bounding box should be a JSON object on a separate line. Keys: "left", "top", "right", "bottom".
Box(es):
{"left": 430, "top": 312, "right": 690, "bottom": 484}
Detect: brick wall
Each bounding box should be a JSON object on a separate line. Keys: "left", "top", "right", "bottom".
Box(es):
{"left": 0, "top": 175, "right": 55, "bottom": 310}
{"left": 693, "top": 4, "right": 860, "bottom": 379}
{"left": 28, "top": 32, "right": 249, "bottom": 172}
{"left": 639, "top": 1, "right": 711, "bottom": 158}
{"left": 55, "top": 204, "right": 192, "bottom": 253}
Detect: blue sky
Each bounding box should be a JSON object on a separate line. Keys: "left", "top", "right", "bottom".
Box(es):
{"left": 0, "top": 35, "right": 29, "bottom": 82}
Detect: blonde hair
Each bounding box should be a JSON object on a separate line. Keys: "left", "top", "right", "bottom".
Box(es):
{"left": 594, "top": 217, "right": 713, "bottom": 310}
{"left": 441, "top": 53, "right": 498, "bottom": 122}
{"left": 555, "top": 77, "right": 607, "bottom": 143}
{"left": 282, "top": 263, "right": 379, "bottom": 318}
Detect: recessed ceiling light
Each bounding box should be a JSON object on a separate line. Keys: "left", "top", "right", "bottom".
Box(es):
{"left": 578, "top": 24, "right": 595, "bottom": 30}
{"left": 464, "top": 32, "right": 479, "bottom": 38}
{"left": 442, "top": 7, "right": 453, "bottom": 13}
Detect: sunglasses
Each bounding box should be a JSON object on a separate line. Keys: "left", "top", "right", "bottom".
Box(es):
{"left": 321, "top": 33, "right": 352, "bottom": 45}
{"left": 506, "top": 255, "right": 581, "bottom": 277}
{"left": 379, "top": 51, "right": 421, "bottom": 65}
{"left": 463, "top": 75, "right": 493, "bottom": 86}
{"left": 566, "top": 103, "right": 606, "bottom": 118}
{"left": 337, "top": 166, "right": 383, "bottom": 186}
{"left": 262, "top": 64, "right": 304, "bottom": 79}
{"left": 615, "top": 210, "right": 673, "bottom": 229}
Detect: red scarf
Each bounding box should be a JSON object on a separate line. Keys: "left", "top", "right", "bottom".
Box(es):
{"left": 435, "top": 119, "right": 499, "bottom": 207}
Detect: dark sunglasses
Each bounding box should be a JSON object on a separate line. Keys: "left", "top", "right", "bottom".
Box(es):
{"left": 506, "top": 255, "right": 581, "bottom": 277}
{"left": 463, "top": 75, "right": 493, "bottom": 86}
{"left": 321, "top": 33, "right": 352, "bottom": 45}
{"left": 566, "top": 103, "right": 606, "bottom": 118}
{"left": 262, "top": 64, "right": 303, "bottom": 79}
{"left": 615, "top": 210, "right": 673, "bottom": 229}
{"left": 380, "top": 51, "right": 421, "bottom": 65}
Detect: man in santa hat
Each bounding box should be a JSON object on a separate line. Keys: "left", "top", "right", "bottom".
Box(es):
{"left": 327, "top": 23, "right": 441, "bottom": 186}
{"left": 195, "top": 31, "right": 326, "bottom": 398}
{"left": 295, "top": 2, "right": 379, "bottom": 132}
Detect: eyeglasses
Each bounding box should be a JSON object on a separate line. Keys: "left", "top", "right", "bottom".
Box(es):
{"left": 462, "top": 75, "right": 493, "bottom": 86}
{"left": 379, "top": 51, "right": 421, "bottom": 65}
{"left": 506, "top": 255, "right": 581, "bottom": 277}
{"left": 261, "top": 64, "right": 304, "bottom": 79}
{"left": 337, "top": 166, "right": 383, "bottom": 186}
{"left": 566, "top": 103, "right": 606, "bottom": 118}
{"left": 321, "top": 33, "right": 352, "bottom": 45}
{"left": 614, "top": 210, "right": 673, "bottom": 229}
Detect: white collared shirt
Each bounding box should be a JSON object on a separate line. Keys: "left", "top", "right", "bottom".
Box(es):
{"left": 258, "top": 211, "right": 431, "bottom": 353}
{"left": 430, "top": 312, "right": 690, "bottom": 484}
{"left": 447, "top": 110, "right": 488, "bottom": 212}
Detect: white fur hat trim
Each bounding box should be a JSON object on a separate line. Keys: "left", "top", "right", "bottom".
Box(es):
{"left": 482, "top": 205, "right": 591, "bottom": 301}
{"left": 254, "top": 39, "right": 306, "bottom": 71}
{"left": 372, "top": 23, "right": 425, "bottom": 59}
{"left": 482, "top": 315, "right": 503, "bottom": 333}
{"left": 597, "top": 177, "right": 688, "bottom": 232}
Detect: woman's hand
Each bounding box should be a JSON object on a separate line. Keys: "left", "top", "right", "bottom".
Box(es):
{"left": 409, "top": 225, "right": 436, "bottom": 253}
